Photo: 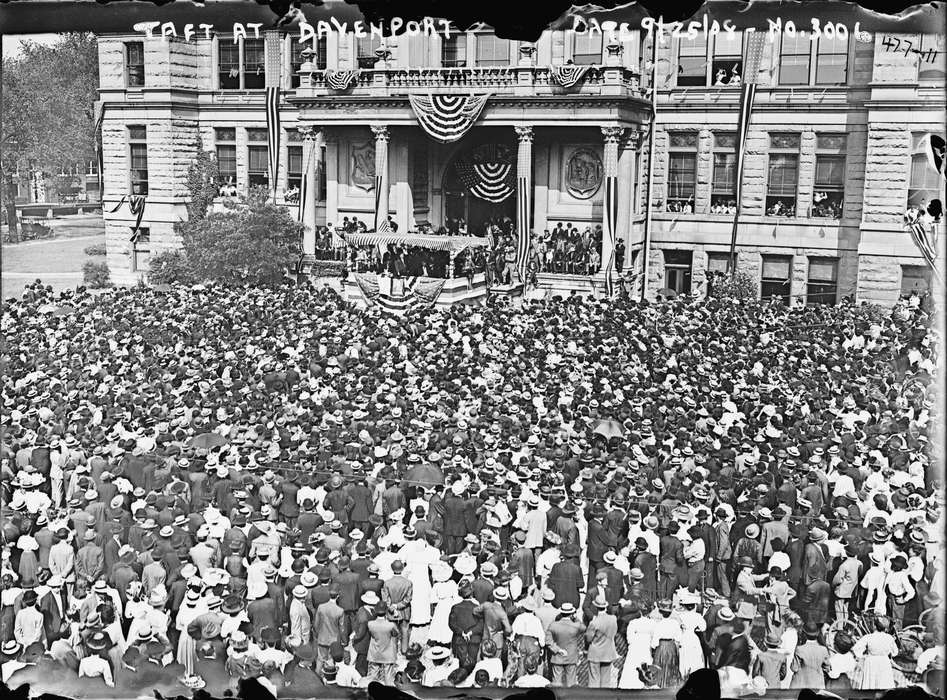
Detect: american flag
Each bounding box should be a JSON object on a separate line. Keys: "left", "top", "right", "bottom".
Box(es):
{"left": 265, "top": 86, "right": 281, "bottom": 200}
{"left": 516, "top": 176, "right": 530, "bottom": 283}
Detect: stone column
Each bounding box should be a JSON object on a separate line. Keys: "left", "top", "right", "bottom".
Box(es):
{"left": 601, "top": 126, "right": 624, "bottom": 288}
{"left": 617, "top": 129, "right": 640, "bottom": 266}
{"left": 371, "top": 124, "right": 390, "bottom": 231}
{"left": 299, "top": 126, "right": 322, "bottom": 261}
{"left": 515, "top": 125, "right": 534, "bottom": 283}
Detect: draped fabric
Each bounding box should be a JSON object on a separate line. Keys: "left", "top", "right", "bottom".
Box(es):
{"left": 516, "top": 175, "right": 530, "bottom": 283}
{"left": 325, "top": 70, "right": 360, "bottom": 90}
{"left": 603, "top": 175, "right": 618, "bottom": 297}
{"left": 454, "top": 145, "right": 516, "bottom": 203}
{"left": 108, "top": 194, "right": 147, "bottom": 240}
{"left": 907, "top": 217, "right": 939, "bottom": 276}
{"left": 551, "top": 64, "right": 590, "bottom": 88}
{"left": 352, "top": 273, "right": 445, "bottom": 316}
{"left": 265, "top": 86, "right": 281, "bottom": 201}
{"left": 341, "top": 232, "right": 489, "bottom": 252}
{"left": 409, "top": 94, "right": 490, "bottom": 143}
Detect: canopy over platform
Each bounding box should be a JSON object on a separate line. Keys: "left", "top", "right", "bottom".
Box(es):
{"left": 339, "top": 231, "right": 491, "bottom": 252}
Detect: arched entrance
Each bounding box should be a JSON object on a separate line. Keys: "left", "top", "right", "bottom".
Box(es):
{"left": 443, "top": 142, "right": 516, "bottom": 235}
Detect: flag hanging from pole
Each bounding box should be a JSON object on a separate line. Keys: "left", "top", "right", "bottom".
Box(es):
{"left": 907, "top": 216, "right": 938, "bottom": 270}
{"left": 726, "top": 30, "right": 767, "bottom": 271}
{"left": 603, "top": 175, "right": 618, "bottom": 297}
{"left": 265, "top": 86, "right": 281, "bottom": 200}
{"left": 516, "top": 176, "right": 530, "bottom": 283}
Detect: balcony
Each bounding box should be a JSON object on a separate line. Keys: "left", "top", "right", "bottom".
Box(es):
{"left": 293, "top": 64, "right": 642, "bottom": 100}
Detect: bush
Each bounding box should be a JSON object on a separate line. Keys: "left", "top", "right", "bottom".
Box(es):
{"left": 707, "top": 270, "right": 758, "bottom": 301}
{"left": 82, "top": 260, "right": 111, "bottom": 288}
{"left": 84, "top": 242, "right": 107, "bottom": 256}
{"left": 178, "top": 187, "right": 302, "bottom": 286}
{"left": 148, "top": 249, "right": 194, "bottom": 285}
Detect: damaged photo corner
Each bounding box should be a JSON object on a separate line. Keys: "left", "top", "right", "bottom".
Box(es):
{"left": 0, "top": 1, "right": 945, "bottom": 700}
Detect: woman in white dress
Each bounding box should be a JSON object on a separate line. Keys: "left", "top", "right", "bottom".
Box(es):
{"left": 676, "top": 593, "right": 707, "bottom": 677}
{"left": 619, "top": 604, "right": 655, "bottom": 689}
{"left": 427, "top": 562, "right": 459, "bottom": 646}
{"left": 175, "top": 589, "right": 206, "bottom": 677}
{"left": 852, "top": 617, "right": 899, "bottom": 690}
{"left": 778, "top": 611, "right": 802, "bottom": 689}
{"left": 399, "top": 529, "right": 438, "bottom": 645}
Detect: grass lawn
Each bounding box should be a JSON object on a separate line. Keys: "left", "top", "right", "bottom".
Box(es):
{"left": 2, "top": 215, "right": 106, "bottom": 299}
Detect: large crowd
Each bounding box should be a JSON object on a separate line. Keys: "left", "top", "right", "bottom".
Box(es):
{"left": 1, "top": 279, "right": 944, "bottom": 698}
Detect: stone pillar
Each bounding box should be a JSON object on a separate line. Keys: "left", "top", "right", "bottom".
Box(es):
{"left": 371, "top": 124, "right": 390, "bottom": 231}
{"left": 515, "top": 125, "right": 534, "bottom": 283}
{"left": 617, "top": 129, "right": 640, "bottom": 260}
{"left": 299, "top": 126, "right": 322, "bottom": 261}
{"left": 601, "top": 126, "right": 623, "bottom": 287}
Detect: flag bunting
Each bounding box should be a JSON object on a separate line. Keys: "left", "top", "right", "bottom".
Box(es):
{"left": 551, "top": 65, "right": 591, "bottom": 88}
{"left": 409, "top": 94, "right": 491, "bottom": 143}
{"left": 325, "top": 70, "right": 360, "bottom": 91}
{"left": 265, "top": 86, "right": 281, "bottom": 200}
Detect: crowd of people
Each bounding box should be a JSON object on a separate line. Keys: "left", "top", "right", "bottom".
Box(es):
{"left": 1, "top": 278, "right": 943, "bottom": 698}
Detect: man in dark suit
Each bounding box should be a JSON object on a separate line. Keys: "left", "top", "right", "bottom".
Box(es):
{"left": 658, "top": 523, "right": 685, "bottom": 598}
{"left": 350, "top": 591, "right": 377, "bottom": 675}
{"left": 332, "top": 556, "right": 361, "bottom": 634}
{"left": 471, "top": 562, "right": 497, "bottom": 604}
{"left": 448, "top": 581, "right": 483, "bottom": 671}
{"left": 442, "top": 485, "right": 468, "bottom": 555}
{"left": 546, "top": 603, "right": 586, "bottom": 687}
{"left": 585, "top": 503, "right": 612, "bottom": 590}
{"left": 548, "top": 543, "right": 583, "bottom": 608}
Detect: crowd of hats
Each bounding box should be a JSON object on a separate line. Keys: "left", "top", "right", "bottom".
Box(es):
{"left": 0, "top": 280, "right": 942, "bottom": 692}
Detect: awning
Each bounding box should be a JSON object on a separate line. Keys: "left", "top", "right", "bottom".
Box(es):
{"left": 339, "top": 231, "right": 491, "bottom": 252}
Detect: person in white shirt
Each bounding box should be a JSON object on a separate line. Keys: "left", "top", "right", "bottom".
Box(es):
{"left": 513, "top": 654, "right": 549, "bottom": 688}
{"left": 78, "top": 632, "right": 115, "bottom": 687}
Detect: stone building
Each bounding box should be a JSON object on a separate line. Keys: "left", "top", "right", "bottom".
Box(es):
{"left": 96, "top": 20, "right": 945, "bottom": 305}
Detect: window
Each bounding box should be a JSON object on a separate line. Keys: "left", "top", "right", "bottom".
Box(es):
{"left": 706, "top": 252, "right": 732, "bottom": 275}
{"left": 901, "top": 265, "right": 931, "bottom": 297}
{"left": 815, "top": 36, "right": 848, "bottom": 84}
{"left": 476, "top": 34, "right": 511, "bottom": 67}
{"left": 442, "top": 31, "right": 467, "bottom": 67}
{"left": 918, "top": 34, "right": 946, "bottom": 82}
{"left": 243, "top": 38, "right": 265, "bottom": 89}
{"left": 813, "top": 134, "right": 846, "bottom": 219}
{"left": 766, "top": 133, "right": 800, "bottom": 216}
{"left": 289, "top": 38, "right": 324, "bottom": 87}
{"left": 128, "top": 126, "right": 148, "bottom": 195}
{"left": 219, "top": 38, "right": 265, "bottom": 89}
{"left": 807, "top": 257, "right": 838, "bottom": 305}
{"left": 677, "top": 35, "right": 708, "bottom": 86}
{"left": 126, "top": 42, "right": 145, "bottom": 87}
{"left": 666, "top": 132, "right": 697, "bottom": 212}
{"left": 663, "top": 250, "right": 693, "bottom": 295}
{"left": 219, "top": 42, "right": 241, "bottom": 89}
{"left": 572, "top": 32, "right": 603, "bottom": 65}
{"left": 131, "top": 228, "right": 150, "bottom": 273}
{"left": 215, "top": 128, "right": 237, "bottom": 194}
{"left": 712, "top": 132, "right": 738, "bottom": 212}
{"left": 247, "top": 129, "right": 269, "bottom": 188}
{"left": 712, "top": 31, "right": 743, "bottom": 86}
{"left": 286, "top": 130, "right": 303, "bottom": 201}
{"left": 357, "top": 36, "right": 382, "bottom": 68}
{"left": 909, "top": 133, "right": 944, "bottom": 210}
{"left": 779, "top": 34, "right": 811, "bottom": 85}
{"left": 761, "top": 255, "right": 792, "bottom": 304}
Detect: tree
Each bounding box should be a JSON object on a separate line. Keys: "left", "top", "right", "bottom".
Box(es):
{"left": 178, "top": 186, "right": 302, "bottom": 286}
{"left": 185, "top": 140, "right": 220, "bottom": 222}
{"left": 1, "top": 33, "right": 99, "bottom": 238}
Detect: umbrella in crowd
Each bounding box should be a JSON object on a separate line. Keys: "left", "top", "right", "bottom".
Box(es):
{"left": 0, "top": 278, "right": 943, "bottom": 698}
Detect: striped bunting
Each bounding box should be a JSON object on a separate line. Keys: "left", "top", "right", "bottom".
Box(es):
{"left": 603, "top": 175, "right": 618, "bottom": 297}
{"left": 454, "top": 160, "right": 515, "bottom": 202}
{"left": 352, "top": 273, "right": 445, "bottom": 316}
{"left": 516, "top": 175, "right": 530, "bottom": 283}
{"left": 551, "top": 64, "right": 590, "bottom": 88}
{"left": 325, "top": 69, "right": 360, "bottom": 91}
{"left": 409, "top": 94, "right": 490, "bottom": 143}
{"left": 908, "top": 217, "right": 938, "bottom": 269}
{"left": 297, "top": 137, "right": 312, "bottom": 223}
{"left": 265, "top": 86, "right": 280, "bottom": 201}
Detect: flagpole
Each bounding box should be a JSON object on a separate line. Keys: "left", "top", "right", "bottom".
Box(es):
{"left": 640, "top": 30, "right": 658, "bottom": 301}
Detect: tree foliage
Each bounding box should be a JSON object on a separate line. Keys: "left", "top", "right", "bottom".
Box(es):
{"left": 185, "top": 141, "right": 220, "bottom": 222}
{"left": 177, "top": 187, "right": 302, "bottom": 286}
{"left": 707, "top": 270, "right": 759, "bottom": 301}
{"left": 1, "top": 33, "right": 99, "bottom": 173}
{"left": 148, "top": 250, "right": 194, "bottom": 286}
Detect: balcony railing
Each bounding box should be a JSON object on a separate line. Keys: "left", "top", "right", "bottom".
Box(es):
{"left": 294, "top": 65, "right": 641, "bottom": 98}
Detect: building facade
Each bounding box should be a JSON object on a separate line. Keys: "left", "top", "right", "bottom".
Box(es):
{"left": 97, "top": 19, "right": 945, "bottom": 305}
